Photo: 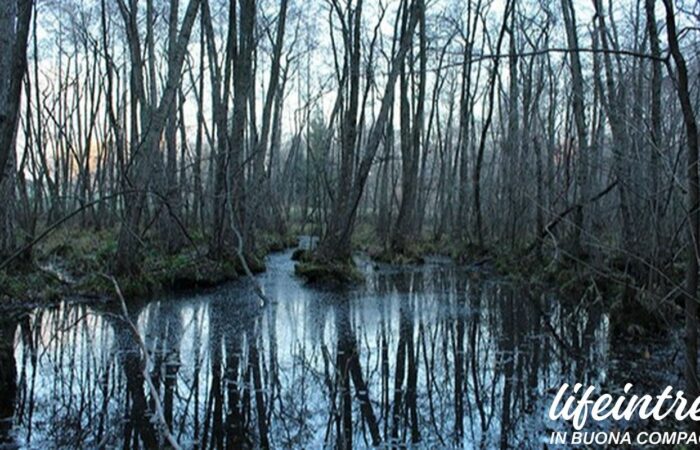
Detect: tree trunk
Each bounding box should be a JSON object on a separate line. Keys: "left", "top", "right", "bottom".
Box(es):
{"left": 114, "top": 0, "right": 202, "bottom": 274}
{"left": 593, "top": 0, "right": 634, "bottom": 250}
{"left": 315, "top": 0, "right": 420, "bottom": 264}
{"left": 164, "top": 0, "right": 185, "bottom": 252}
{"left": 645, "top": 0, "right": 662, "bottom": 266}
{"left": 0, "top": 0, "right": 32, "bottom": 259}
{"left": 391, "top": 0, "right": 425, "bottom": 254}
{"left": 0, "top": 0, "right": 32, "bottom": 187}
{"left": 662, "top": 0, "right": 700, "bottom": 413}
{"left": 473, "top": 0, "right": 512, "bottom": 246}
{"left": 252, "top": 0, "right": 288, "bottom": 231}
{"left": 560, "top": 0, "right": 589, "bottom": 254}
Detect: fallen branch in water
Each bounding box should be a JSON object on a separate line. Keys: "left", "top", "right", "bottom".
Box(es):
{"left": 227, "top": 194, "right": 270, "bottom": 307}
{"left": 104, "top": 274, "right": 183, "bottom": 450}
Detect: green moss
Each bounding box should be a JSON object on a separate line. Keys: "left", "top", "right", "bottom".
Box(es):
{"left": 295, "top": 260, "right": 363, "bottom": 285}
{"left": 72, "top": 250, "right": 242, "bottom": 298}
{"left": 2, "top": 227, "right": 247, "bottom": 301}
{"left": 120, "top": 275, "right": 160, "bottom": 298}
{"left": 37, "top": 228, "right": 118, "bottom": 276}
{"left": 139, "top": 249, "right": 242, "bottom": 293}
{"left": 351, "top": 223, "right": 462, "bottom": 265}
{"left": 372, "top": 247, "right": 425, "bottom": 265}
{"left": 257, "top": 231, "right": 299, "bottom": 254}
{"left": 1, "top": 225, "right": 289, "bottom": 303}
{"left": 0, "top": 268, "right": 64, "bottom": 302}
{"left": 74, "top": 273, "right": 111, "bottom": 296}
{"left": 291, "top": 248, "right": 312, "bottom": 262}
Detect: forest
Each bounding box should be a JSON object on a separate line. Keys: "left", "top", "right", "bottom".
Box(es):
{"left": 0, "top": 0, "right": 699, "bottom": 448}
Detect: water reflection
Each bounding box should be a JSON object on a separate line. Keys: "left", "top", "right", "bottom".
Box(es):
{"left": 3, "top": 250, "right": 609, "bottom": 448}
{"left": 1, "top": 314, "right": 17, "bottom": 447}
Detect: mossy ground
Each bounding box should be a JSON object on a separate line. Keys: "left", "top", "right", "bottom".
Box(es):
{"left": 1, "top": 227, "right": 297, "bottom": 303}
{"left": 0, "top": 269, "right": 64, "bottom": 303}
{"left": 257, "top": 231, "right": 299, "bottom": 254}
{"left": 294, "top": 260, "right": 363, "bottom": 285}
{"left": 349, "top": 223, "right": 677, "bottom": 337}
{"left": 352, "top": 222, "right": 452, "bottom": 265}
{"left": 2, "top": 219, "right": 679, "bottom": 338}
{"left": 292, "top": 231, "right": 361, "bottom": 285}
{"left": 455, "top": 241, "right": 676, "bottom": 337}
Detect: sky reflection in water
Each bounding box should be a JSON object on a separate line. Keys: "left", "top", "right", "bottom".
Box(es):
{"left": 1, "top": 249, "right": 609, "bottom": 449}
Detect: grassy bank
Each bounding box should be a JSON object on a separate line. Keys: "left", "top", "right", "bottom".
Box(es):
{"left": 0, "top": 228, "right": 297, "bottom": 304}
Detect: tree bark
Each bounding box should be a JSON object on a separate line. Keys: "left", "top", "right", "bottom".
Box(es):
{"left": 593, "top": 0, "right": 634, "bottom": 250}
{"left": 473, "top": 0, "right": 512, "bottom": 246}
{"left": 662, "top": 0, "right": 700, "bottom": 410}
{"left": 645, "top": 0, "right": 662, "bottom": 264}
{"left": 315, "top": 0, "right": 420, "bottom": 263}
{"left": 0, "top": 0, "right": 33, "bottom": 186}
{"left": 0, "top": 0, "right": 33, "bottom": 259}
{"left": 392, "top": 0, "right": 425, "bottom": 254}
{"left": 114, "top": 0, "right": 202, "bottom": 274}
{"left": 560, "top": 0, "right": 589, "bottom": 253}
{"left": 253, "top": 0, "right": 289, "bottom": 231}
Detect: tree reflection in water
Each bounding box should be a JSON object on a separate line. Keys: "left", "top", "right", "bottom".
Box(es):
{"left": 4, "top": 250, "right": 608, "bottom": 448}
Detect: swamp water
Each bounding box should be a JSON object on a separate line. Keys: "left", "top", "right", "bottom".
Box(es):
{"left": 1, "top": 246, "right": 656, "bottom": 449}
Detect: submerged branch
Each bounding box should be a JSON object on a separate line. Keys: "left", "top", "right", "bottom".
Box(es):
{"left": 105, "top": 274, "right": 183, "bottom": 450}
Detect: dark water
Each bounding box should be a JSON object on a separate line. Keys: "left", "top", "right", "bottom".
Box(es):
{"left": 0, "top": 247, "right": 613, "bottom": 449}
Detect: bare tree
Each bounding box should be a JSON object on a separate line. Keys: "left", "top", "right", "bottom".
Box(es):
{"left": 662, "top": 0, "right": 700, "bottom": 410}
{"left": 0, "top": 0, "right": 33, "bottom": 257}
{"left": 114, "top": 0, "right": 203, "bottom": 273}
{"left": 313, "top": 0, "right": 420, "bottom": 264}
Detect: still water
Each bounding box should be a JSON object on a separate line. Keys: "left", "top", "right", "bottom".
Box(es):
{"left": 0, "top": 247, "right": 611, "bottom": 449}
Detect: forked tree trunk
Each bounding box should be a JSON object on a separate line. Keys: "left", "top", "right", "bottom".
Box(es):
{"left": 114, "top": 0, "right": 202, "bottom": 274}
{"left": 253, "top": 0, "right": 288, "bottom": 232}
{"left": 593, "top": 0, "right": 634, "bottom": 250}
{"left": 315, "top": 0, "right": 420, "bottom": 264}
{"left": 392, "top": 0, "right": 425, "bottom": 254}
